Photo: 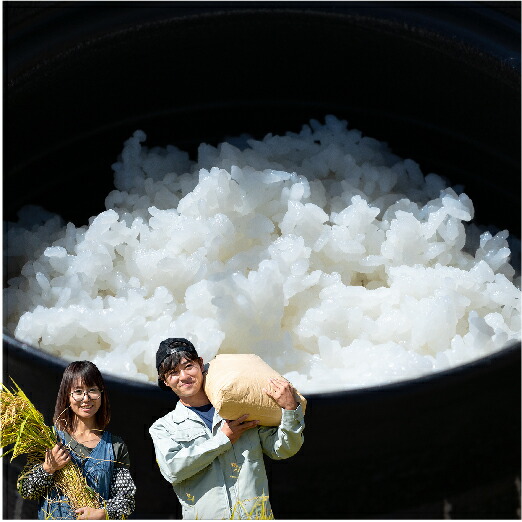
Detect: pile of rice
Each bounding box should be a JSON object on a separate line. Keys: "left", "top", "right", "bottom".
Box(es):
{"left": 5, "top": 116, "right": 520, "bottom": 393}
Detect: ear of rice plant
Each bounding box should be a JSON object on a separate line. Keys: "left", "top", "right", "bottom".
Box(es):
{"left": 1, "top": 383, "right": 56, "bottom": 460}
{"left": 1, "top": 379, "right": 104, "bottom": 515}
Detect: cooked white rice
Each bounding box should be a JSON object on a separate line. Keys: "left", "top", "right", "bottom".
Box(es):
{"left": 5, "top": 116, "right": 521, "bottom": 393}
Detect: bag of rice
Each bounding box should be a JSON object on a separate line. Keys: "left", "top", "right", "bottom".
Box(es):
{"left": 204, "top": 353, "right": 307, "bottom": 426}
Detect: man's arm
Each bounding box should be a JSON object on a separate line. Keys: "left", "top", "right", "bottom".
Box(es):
{"left": 149, "top": 421, "right": 231, "bottom": 485}
{"left": 149, "top": 416, "right": 258, "bottom": 485}
{"left": 259, "top": 378, "right": 305, "bottom": 459}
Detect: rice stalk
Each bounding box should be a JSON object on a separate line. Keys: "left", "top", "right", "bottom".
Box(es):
{"left": 185, "top": 491, "right": 273, "bottom": 520}
{"left": 1, "top": 379, "right": 104, "bottom": 516}
{"left": 229, "top": 495, "right": 274, "bottom": 520}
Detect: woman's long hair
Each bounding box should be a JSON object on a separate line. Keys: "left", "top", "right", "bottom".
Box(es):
{"left": 53, "top": 361, "right": 111, "bottom": 433}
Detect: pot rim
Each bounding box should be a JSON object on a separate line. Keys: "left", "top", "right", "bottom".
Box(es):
{"left": 7, "top": 3, "right": 521, "bottom": 86}
{"left": 4, "top": 329, "right": 520, "bottom": 399}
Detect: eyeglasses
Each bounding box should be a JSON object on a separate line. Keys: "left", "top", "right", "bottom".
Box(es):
{"left": 70, "top": 388, "right": 102, "bottom": 401}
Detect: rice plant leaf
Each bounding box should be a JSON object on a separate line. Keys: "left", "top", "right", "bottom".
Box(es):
{"left": 0, "top": 447, "right": 14, "bottom": 459}
{"left": 11, "top": 414, "right": 29, "bottom": 461}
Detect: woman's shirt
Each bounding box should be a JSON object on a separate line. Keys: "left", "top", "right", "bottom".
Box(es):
{"left": 17, "top": 432, "right": 136, "bottom": 519}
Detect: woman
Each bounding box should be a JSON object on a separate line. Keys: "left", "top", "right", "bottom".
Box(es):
{"left": 17, "top": 361, "right": 136, "bottom": 519}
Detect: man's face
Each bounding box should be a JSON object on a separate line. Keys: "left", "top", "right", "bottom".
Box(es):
{"left": 163, "top": 357, "right": 204, "bottom": 398}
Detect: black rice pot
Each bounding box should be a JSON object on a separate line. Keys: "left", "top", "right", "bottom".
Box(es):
{"left": 4, "top": 4, "right": 521, "bottom": 519}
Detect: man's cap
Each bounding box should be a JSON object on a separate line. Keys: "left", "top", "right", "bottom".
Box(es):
{"left": 156, "top": 338, "right": 197, "bottom": 391}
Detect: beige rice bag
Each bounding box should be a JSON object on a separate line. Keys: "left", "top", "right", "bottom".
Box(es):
{"left": 204, "top": 353, "right": 307, "bottom": 426}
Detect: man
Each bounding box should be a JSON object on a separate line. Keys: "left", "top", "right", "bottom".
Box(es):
{"left": 149, "top": 338, "right": 305, "bottom": 519}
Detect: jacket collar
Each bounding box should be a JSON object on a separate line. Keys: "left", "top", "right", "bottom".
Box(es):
{"left": 170, "top": 400, "right": 224, "bottom": 430}
{"left": 170, "top": 401, "right": 196, "bottom": 424}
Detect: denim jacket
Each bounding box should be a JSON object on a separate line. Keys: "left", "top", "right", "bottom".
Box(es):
{"left": 149, "top": 401, "right": 305, "bottom": 519}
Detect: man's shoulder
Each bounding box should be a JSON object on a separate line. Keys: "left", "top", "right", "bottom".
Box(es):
{"left": 150, "top": 402, "right": 189, "bottom": 432}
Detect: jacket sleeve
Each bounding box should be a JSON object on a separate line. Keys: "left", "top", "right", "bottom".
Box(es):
{"left": 104, "top": 467, "right": 136, "bottom": 520}
{"left": 149, "top": 420, "right": 232, "bottom": 485}
{"left": 258, "top": 403, "right": 305, "bottom": 460}
{"left": 17, "top": 463, "right": 54, "bottom": 500}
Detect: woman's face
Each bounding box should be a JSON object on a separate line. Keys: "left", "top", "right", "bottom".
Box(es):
{"left": 68, "top": 379, "right": 102, "bottom": 422}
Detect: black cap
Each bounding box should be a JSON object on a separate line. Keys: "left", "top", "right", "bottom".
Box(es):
{"left": 156, "top": 338, "right": 198, "bottom": 391}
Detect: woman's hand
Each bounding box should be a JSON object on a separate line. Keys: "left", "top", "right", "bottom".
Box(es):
{"left": 75, "top": 507, "right": 107, "bottom": 519}
{"left": 221, "top": 414, "right": 259, "bottom": 444}
{"left": 263, "top": 378, "right": 298, "bottom": 410}
{"left": 42, "top": 443, "right": 70, "bottom": 474}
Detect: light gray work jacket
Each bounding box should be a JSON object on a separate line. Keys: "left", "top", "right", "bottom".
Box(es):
{"left": 149, "top": 401, "right": 305, "bottom": 519}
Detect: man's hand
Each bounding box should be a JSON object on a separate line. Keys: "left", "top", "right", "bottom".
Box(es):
{"left": 75, "top": 507, "right": 107, "bottom": 520}
{"left": 221, "top": 414, "right": 259, "bottom": 444}
{"left": 42, "top": 443, "right": 70, "bottom": 474}
{"left": 263, "top": 378, "right": 298, "bottom": 410}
